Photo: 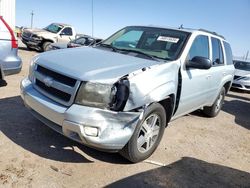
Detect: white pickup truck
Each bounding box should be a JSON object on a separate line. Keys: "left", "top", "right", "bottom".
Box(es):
{"left": 21, "top": 23, "right": 76, "bottom": 51}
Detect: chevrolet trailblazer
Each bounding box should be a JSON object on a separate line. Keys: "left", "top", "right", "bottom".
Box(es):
{"left": 21, "top": 26, "right": 235, "bottom": 162}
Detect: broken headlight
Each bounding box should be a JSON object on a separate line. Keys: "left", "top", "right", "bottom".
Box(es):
{"left": 75, "top": 79, "right": 130, "bottom": 111}
{"left": 75, "top": 82, "right": 117, "bottom": 109}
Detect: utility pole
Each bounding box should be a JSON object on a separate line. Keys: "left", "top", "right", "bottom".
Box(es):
{"left": 31, "top": 10, "right": 34, "bottom": 28}
{"left": 246, "top": 50, "right": 249, "bottom": 60}
{"left": 91, "top": 0, "right": 94, "bottom": 37}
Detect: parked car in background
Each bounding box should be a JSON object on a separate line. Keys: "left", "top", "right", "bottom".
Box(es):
{"left": 21, "top": 26, "right": 234, "bottom": 163}
{"left": 232, "top": 60, "right": 250, "bottom": 91}
{"left": 49, "top": 36, "right": 102, "bottom": 50}
{"left": 0, "top": 64, "right": 7, "bottom": 87}
{"left": 21, "top": 23, "right": 76, "bottom": 52}
{"left": 0, "top": 16, "right": 22, "bottom": 76}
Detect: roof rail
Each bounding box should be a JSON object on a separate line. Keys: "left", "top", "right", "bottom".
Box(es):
{"left": 198, "top": 29, "right": 225, "bottom": 40}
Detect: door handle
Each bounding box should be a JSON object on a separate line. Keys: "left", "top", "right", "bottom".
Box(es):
{"left": 206, "top": 75, "right": 212, "bottom": 79}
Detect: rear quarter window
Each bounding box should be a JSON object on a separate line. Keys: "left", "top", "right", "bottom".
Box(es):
{"left": 223, "top": 42, "right": 233, "bottom": 65}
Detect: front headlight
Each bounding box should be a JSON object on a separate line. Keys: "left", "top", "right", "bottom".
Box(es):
{"left": 240, "top": 76, "right": 250, "bottom": 81}
{"left": 75, "top": 79, "right": 130, "bottom": 111}
{"left": 75, "top": 82, "right": 117, "bottom": 109}
{"left": 28, "top": 56, "right": 38, "bottom": 81}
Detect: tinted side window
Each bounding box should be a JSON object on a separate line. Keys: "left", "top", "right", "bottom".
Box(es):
{"left": 223, "top": 41, "right": 233, "bottom": 65}
{"left": 211, "top": 38, "right": 224, "bottom": 65}
{"left": 61, "top": 27, "right": 73, "bottom": 36}
{"left": 75, "top": 37, "right": 86, "bottom": 45}
{"left": 187, "top": 35, "right": 209, "bottom": 60}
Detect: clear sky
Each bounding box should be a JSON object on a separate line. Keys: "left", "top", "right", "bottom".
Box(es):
{"left": 16, "top": 0, "right": 250, "bottom": 57}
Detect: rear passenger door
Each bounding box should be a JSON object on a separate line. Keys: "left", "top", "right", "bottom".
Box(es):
{"left": 208, "top": 37, "right": 226, "bottom": 103}
{"left": 175, "top": 35, "right": 212, "bottom": 117}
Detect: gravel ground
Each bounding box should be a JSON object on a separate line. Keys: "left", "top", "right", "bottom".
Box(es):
{"left": 0, "top": 48, "right": 249, "bottom": 188}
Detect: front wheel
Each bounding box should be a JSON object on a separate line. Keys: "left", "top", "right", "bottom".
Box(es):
{"left": 203, "top": 87, "right": 225, "bottom": 117}
{"left": 43, "top": 42, "right": 52, "bottom": 52}
{"left": 120, "top": 103, "right": 166, "bottom": 163}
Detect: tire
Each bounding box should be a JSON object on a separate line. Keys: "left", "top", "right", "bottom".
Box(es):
{"left": 43, "top": 42, "right": 52, "bottom": 52}
{"left": 120, "top": 103, "right": 166, "bottom": 163}
{"left": 203, "top": 87, "right": 225, "bottom": 117}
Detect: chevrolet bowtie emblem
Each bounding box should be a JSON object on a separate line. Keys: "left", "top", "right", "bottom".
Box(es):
{"left": 43, "top": 77, "right": 53, "bottom": 87}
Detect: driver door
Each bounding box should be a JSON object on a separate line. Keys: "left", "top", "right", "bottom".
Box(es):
{"left": 175, "top": 35, "right": 213, "bottom": 117}
{"left": 58, "top": 27, "right": 74, "bottom": 43}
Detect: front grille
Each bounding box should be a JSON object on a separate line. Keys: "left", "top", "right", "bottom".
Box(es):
{"left": 36, "top": 79, "right": 71, "bottom": 102}
{"left": 22, "top": 31, "right": 32, "bottom": 38}
{"left": 234, "top": 75, "right": 241, "bottom": 80}
{"left": 245, "top": 85, "right": 250, "bottom": 89}
{"left": 232, "top": 83, "right": 242, "bottom": 88}
{"left": 37, "top": 65, "right": 76, "bottom": 87}
{"left": 33, "top": 65, "right": 80, "bottom": 106}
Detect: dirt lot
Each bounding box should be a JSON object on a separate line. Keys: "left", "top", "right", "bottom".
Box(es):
{"left": 0, "top": 48, "right": 250, "bottom": 188}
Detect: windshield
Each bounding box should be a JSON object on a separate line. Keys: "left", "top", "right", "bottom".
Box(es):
{"left": 44, "top": 23, "right": 63, "bottom": 33}
{"left": 102, "top": 26, "right": 189, "bottom": 60}
{"left": 234, "top": 60, "right": 250, "bottom": 71}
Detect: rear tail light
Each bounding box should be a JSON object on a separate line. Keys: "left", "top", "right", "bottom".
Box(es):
{"left": 0, "top": 16, "right": 18, "bottom": 49}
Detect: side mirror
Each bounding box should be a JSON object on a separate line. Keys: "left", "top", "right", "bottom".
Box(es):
{"left": 186, "top": 56, "right": 211, "bottom": 70}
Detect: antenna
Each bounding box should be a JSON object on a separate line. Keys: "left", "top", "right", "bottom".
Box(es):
{"left": 178, "top": 24, "right": 183, "bottom": 29}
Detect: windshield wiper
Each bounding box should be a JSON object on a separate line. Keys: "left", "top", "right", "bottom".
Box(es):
{"left": 98, "top": 43, "right": 118, "bottom": 52}
{"left": 116, "top": 48, "right": 160, "bottom": 61}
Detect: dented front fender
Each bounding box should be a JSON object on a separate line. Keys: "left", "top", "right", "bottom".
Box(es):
{"left": 124, "top": 61, "right": 180, "bottom": 111}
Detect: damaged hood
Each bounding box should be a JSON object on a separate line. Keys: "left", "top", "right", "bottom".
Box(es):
{"left": 24, "top": 28, "right": 56, "bottom": 37}
{"left": 235, "top": 69, "right": 250, "bottom": 77}
{"left": 36, "top": 47, "right": 162, "bottom": 82}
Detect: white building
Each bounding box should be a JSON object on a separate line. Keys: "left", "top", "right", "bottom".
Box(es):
{"left": 0, "top": 0, "right": 15, "bottom": 29}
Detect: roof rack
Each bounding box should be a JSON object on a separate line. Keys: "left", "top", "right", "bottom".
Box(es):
{"left": 198, "top": 29, "right": 225, "bottom": 40}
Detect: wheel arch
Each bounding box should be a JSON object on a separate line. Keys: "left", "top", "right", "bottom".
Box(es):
{"left": 223, "top": 81, "right": 232, "bottom": 94}
{"left": 158, "top": 94, "right": 175, "bottom": 126}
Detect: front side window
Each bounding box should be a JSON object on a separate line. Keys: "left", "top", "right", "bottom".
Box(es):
{"left": 187, "top": 35, "right": 209, "bottom": 61}
{"left": 44, "top": 24, "right": 63, "bottom": 34}
{"left": 212, "top": 37, "right": 224, "bottom": 65}
{"left": 74, "top": 37, "right": 86, "bottom": 45}
{"left": 102, "top": 26, "right": 189, "bottom": 60}
{"left": 61, "top": 27, "right": 73, "bottom": 36}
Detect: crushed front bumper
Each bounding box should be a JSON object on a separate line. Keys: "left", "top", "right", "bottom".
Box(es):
{"left": 20, "top": 78, "right": 141, "bottom": 151}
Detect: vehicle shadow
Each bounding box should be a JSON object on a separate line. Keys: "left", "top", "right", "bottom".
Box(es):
{"left": 106, "top": 157, "right": 250, "bottom": 188}
{"left": 227, "top": 92, "right": 250, "bottom": 102}
{"left": 222, "top": 99, "right": 250, "bottom": 130}
{"left": 188, "top": 93, "right": 250, "bottom": 130}
{"left": 0, "top": 96, "right": 129, "bottom": 164}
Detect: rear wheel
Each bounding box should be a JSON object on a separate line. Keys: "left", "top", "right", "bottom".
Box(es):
{"left": 203, "top": 87, "right": 225, "bottom": 117}
{"left": 120, "top": 103, "right": 166, "bottom": 163}
{"left": 43, "top": 42, "right": 52, "bottom": 52}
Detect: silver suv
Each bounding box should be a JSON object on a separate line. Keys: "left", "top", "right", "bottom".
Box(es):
{"left": 0, "top": 16, "right": 22, "bottom": 75}
{"left": 21, "top": 26, "right": 235, "bottom": 162}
